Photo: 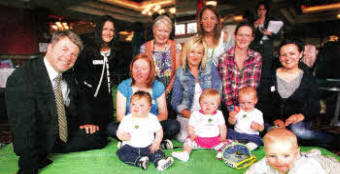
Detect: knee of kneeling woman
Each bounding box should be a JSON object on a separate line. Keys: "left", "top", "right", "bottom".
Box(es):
{"left": 289, "top": 121, "right": 314, "bottom": 139}
{"left": 167, "top": 120, "right": 180, "bottom": 137}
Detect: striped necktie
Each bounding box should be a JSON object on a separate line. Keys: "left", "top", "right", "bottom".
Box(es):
{"left": 54, "top": 74, "right": 68, "bottom": 142}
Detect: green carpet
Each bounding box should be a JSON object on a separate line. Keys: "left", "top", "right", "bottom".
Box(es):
{"left": 1, "top": 139, "right": 339, "bottom": 174}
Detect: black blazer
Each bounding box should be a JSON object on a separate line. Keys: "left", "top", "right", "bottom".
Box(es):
{"left": 74, "top": 43, "right": 120, "bottom": 95}
{"left": 5, "top": 57, "right": 92, "bottom": 159}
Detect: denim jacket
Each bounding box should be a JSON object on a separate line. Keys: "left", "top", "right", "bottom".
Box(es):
{"left": 171, "top": 62, "right": 222, "bottom": 114}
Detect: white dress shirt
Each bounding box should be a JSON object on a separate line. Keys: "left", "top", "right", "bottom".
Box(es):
{"left": 44, "top": 58, "right": 70, "bottom": 107}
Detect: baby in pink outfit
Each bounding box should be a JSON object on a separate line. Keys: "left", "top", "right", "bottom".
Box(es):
{"left": 172, "top": 89, "right": 232, "bottom": 162}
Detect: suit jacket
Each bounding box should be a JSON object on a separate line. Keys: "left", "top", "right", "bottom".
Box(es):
{"left": 5, "top": 57, "right": 92, "bottom": 166}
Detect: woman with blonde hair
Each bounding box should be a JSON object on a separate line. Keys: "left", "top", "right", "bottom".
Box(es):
{"left": 171, "top": 36, "right": 221, "bottom": 142}
{"left": 140, "top": 15, "right": 181, "bottom": 101}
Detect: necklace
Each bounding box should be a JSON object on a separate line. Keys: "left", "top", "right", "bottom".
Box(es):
{"left": 153, "top": 40, "right": 169, "bottom": 52}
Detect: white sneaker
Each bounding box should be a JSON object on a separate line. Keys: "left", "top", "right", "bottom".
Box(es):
{"left": 117, "top": 141, "right": 123, "bottom": 149}
{"left": 172, "top": 151, "right": 189, "bottom": 162}
{"left": 137, "top": 156, "right": 149, "bottom": 170}
{"left": 245, "top": 142, "right": 258, "bottom": 151}
{"left": 156, "top": 157, "right": 174, "bottom": 171}
{"left": 160, "top": 139, "right": 174, "bottom": 150}
{"left": 216, "top": 151, "right": 223, "bottom": 160}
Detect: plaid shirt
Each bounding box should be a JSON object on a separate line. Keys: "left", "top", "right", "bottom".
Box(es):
{"left": 218, "top": 47, "right": 262, "bottom": 109}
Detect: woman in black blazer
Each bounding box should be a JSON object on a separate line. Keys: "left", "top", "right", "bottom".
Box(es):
{"left": 75, "top": 15, "right": 123, "bottom": 134}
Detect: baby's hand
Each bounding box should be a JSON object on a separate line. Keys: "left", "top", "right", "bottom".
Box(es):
{"left": 219, "top": 136, "right": 227, "bottom": 142}
{"left": 120, "top": 132, "right": 131, "bottom": 141}
{"left": 273, "top": 119, "right": 285, "bottom": 128}
{"left": 250, "top": 121, "right": 264, "bottom": 131}
{"left": 190, "top": 134, "right": 196, "bottom": 141}
{"left": 228, "top": 106, "right": 239, "bottom": 124}
{"left": 149, "top": 141, "right": 160, "bottom": 153}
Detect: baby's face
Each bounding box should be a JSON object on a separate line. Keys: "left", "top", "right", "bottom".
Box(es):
{"left": 265, "top": 140, "right": 299, "bottom": 174}
{"left": 238, "top": 94, "right": 256, "bottom": 112}
{"left": 130, "top": 98, "right": 151, "bottom": 118}
{"left": 200, "top": 96, "right": 219, "bottom": 115}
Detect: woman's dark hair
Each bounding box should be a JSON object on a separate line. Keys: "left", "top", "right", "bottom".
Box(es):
{"left": 94, "top": 15, "right": 116, "bottom": 48}
{"left": 256, "top": 1, "right": 270, "bottom": 13}
{"left": 197, "top": 5, "right": 222, "bottom": 45}
{"left": 234, "top": 22, "right": 255, "bottom": 36}
{"left": 278, "top": 39, "right": 304, "bottom": 53}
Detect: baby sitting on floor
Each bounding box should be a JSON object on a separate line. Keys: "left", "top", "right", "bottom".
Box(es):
{"left": 116, "top": 91, "right": 173, "bottom": 171}
{"left": 172, "top": 89, "right": 232, "bottom": 162}
{"left": 227, "top": 87, "right": 264, "bottom": 151}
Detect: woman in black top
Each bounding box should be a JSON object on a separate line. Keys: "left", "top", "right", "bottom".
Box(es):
{"left": 75, "top": 15, "right": 121, "bottom": 135}
{"left": 257, "top": 39, "right": 337, "bottom": 148}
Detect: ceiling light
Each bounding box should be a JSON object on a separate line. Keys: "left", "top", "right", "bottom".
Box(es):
{"left": 56, "top": 21, "right": 62, "bottom": 28}
{"left": 233, "top": 15, "right": 243, "bottom": 22}
{"left": 51, "top": 25, "right": 58, "bottom": 31}
{"left": 141, "top": 9, "right": 148, "bottom": 15}
{"left": 119, "top": 31, "right": 130, "bottom": 35}
{"left": 158, "top": 9, "right": 165, "bottom": 15}
{"left": 169, "top": 7, "right": 176, "bottom": 14}
{"left": 205, "top": 1, "right": 217, "bottom": 6}
{"left": 301, "top": 2, "right": 340, "bottom": 13}
{"left": 329, "top": 35, "right": 339, "bottom": 41}
{"left": 154, "top": 5, "right": 161, "bottom": 11}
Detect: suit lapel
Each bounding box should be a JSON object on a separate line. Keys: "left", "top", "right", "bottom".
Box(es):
{"left": 33, "top": 58, "right": 58, "bottom": 122}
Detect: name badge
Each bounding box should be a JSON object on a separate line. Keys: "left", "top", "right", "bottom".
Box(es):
{"left": 92, "top": 60, "right": 104, "bottom": 65}
{"left": 270, "top": 85, "right": 276, "bottom": 92}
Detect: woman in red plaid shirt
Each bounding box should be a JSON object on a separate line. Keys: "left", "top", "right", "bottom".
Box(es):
{"left": 218, "top": 23, "right": 262, "bottom": 113}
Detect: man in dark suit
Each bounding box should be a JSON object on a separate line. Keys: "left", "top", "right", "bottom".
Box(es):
{"left": 5, "top": 31, "right": 107, "bottom": 174}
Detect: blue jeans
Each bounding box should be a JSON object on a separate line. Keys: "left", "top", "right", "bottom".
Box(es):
{"left": 265, "top": 121, "right": 335, "bottom": 147}
{"left": 106, "top": 119, "right": 180, "bottom": 140}
{"left": 117, "top": 144, "right": 165, "bottom": 167}
{"left": 289, "top": 121, "right": 334, "bottom": 145}
{"left": 227, "top": 128, "right": 262, "bottom": 146}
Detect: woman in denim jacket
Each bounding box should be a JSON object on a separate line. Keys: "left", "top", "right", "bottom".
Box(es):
{"left": 171, "top": 36, "right": 222, "bottom": 142}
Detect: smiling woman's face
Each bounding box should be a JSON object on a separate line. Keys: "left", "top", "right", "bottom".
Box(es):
{"left": 102, "top": 21, "right": 114, "bottom": 43}
{"left": 279, "top": 44, "right": 302, "bottom": 70}
{"left": 187, "top": 43, "right": 204, "bottom": 68}
{"left": 201, "top": 9, "right": 218, "bottom": 34}
{"left": 153, "top": 23, "right": 171, "bottom": 45}
{"left": 235, "top": 26, "right": 254, "bottom": 50}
